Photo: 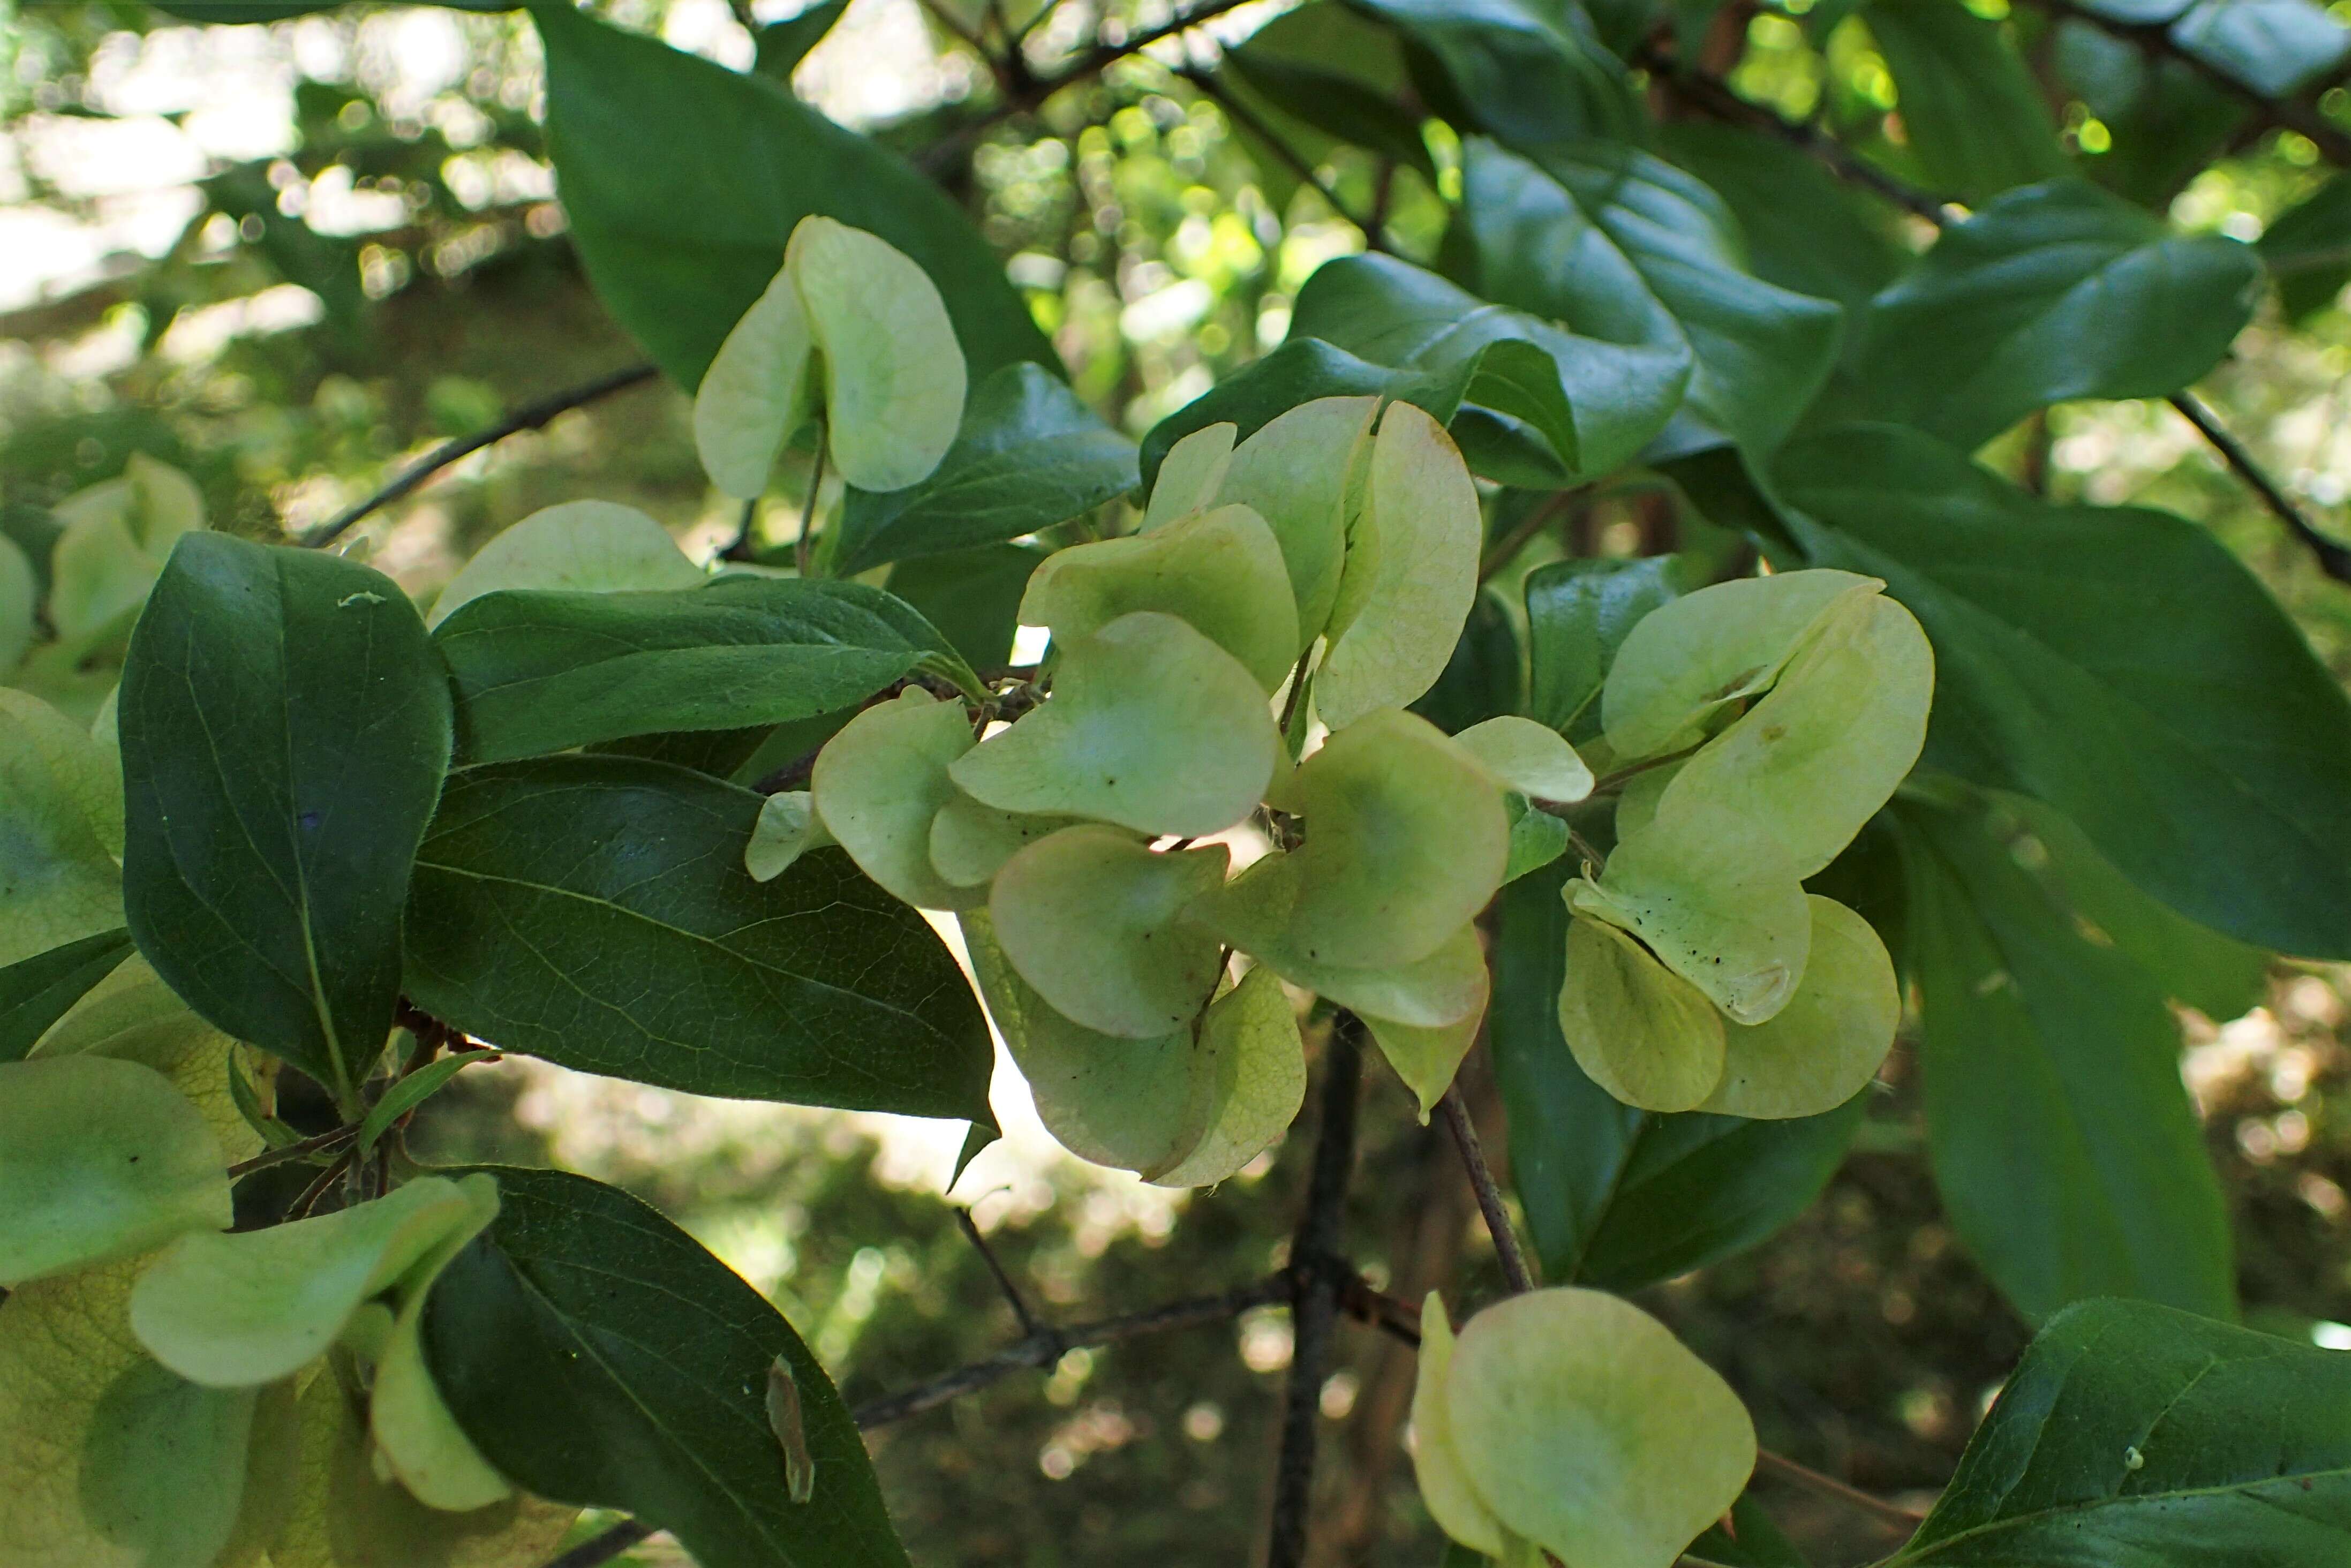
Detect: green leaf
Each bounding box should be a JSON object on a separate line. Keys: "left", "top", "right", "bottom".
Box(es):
{"left": 2258, "top": 172, "right": 2351, "bottom": 321}
{"left": 1411, "top": 589, "right": 1524, "bottom": 737}
{"left": 1490, "top": 859, "right": 1860, "bottom": 1290}
{"left": 1845, "top": 180, "right": 2259, "bottom": 450}
{"left": 1863, "top": 0, "right": 2072, "bottom": 203}
{"left": 403, "top": 756, "right": 994, "bottom": 1120}
{"left": 428, "top": 501, "right": 705, "bottom": 631}
{"left": 120, "top": 534, "right": 452, "bottom": 1102}
{"left": 1690, "top": 1496, "right": 1813, "bottom": 1568}
{"left": 1523, "top": 556, "right": 1681, "bottom": 740}
{"left": 1656, "top": 122, "right": 1907, "bottom": 319}
{"left": 357, "top": 1049, "right": 500, "bottom": 1156}
{"left": 421, "top": 1165, "right": 911, "bottom": 1568}
{"left": 884, "top": 543, "right": 1046, "bottom": 671}
{"left": 1776, "top": 424, "right": 2351, "bottom": 957}
{"left": 754, "top": 0, "right": 849, "bottom": 78}
{"left": 0, "top": 1055, "right": 230, "bottom": 1287}
{"left": 1219, "top": 2, "right": 1434, "bottom": 179}
{"left": 836, "top": 363, "right": 1136, "bottom": 574}
{"left": 434, "top": 577, "right": 960, "bottom": 765}
{"left": 1887, "top": 1298, "right": 2351, "bottom": 1565}
{"left": 0, "top": 929, "right": 133, "bottom": 1064}
{"left": 1353, "top": 0, "right": 1640, "bottom": 150}
{"left": 1896, "top": 794, "right": 2235, "bottom": 1321}
{"left": 2172, "top": 0, "right": 2351, "bottom": 96}
{"left": 1455, "top": 138, "right": 1844, "bottom": 457}
{"left": 532, "top": 0, "right": 1050, "bottom": 392}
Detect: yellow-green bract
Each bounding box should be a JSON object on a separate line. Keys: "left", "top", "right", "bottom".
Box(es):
{"left": 1413, "top": 1287, "right": 1755, "bottom": 1568}
{"left": 428, "top": 501, "right": 704, "bottom": 630}
{"left": 695, "top": 216, "right": 967, "bottom": 498}
{"left": 47, "top": 453, "right": 206, "bottom": 649}
{"left": 811, "top": 688, "right": 983, "bottom": 912}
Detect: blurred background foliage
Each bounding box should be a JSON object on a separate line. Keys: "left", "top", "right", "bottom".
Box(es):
{"left": 5, "top": 1, "right": 2351, "bottom": 1563}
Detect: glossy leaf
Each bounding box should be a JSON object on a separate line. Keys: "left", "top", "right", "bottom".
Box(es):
{"left": 1502, "top": 795, "right": 1570, "bottom": 884}
{"left": 357, "top": 1049, "right": 501, "bottom": 1156}
{"left": 428, "top": 501, "right": 704, "bottom": 630}
{"left": 1455, "top": 138, "right": 1843, "bottom": 457}
{"left": 1848, "top": 180, "right": 2260, "bottom": 450}
{"left": 1523, "top": 556, "right": 1681, "bottom": 739}
{"left": 1020, "top": 504, "right": 1301, "bottom": 692}
{"left": 436, "top": 576, "right": 961, "bottom": 765}
{"left": 1494, "top": 860, "right": 1859, "bottom": 1289}
{"left": 1436, "top": 1287, "right": 1755, "bottom": 1568}
{"left": 0, "top": 927, "right": 133, "bottom": 1063}
{"left": 130, "top": 1175, "right": 494, "bottom": 1389}
{"left": 837, "top": 363, "right": 1137, "bottom": 572}
{"left": 1656, "top": 122, "right": 1907, "bottom": 318}
{"left": 811, "top": 689, "right": 982, "bottom": 911}
{"left": 119, "top": 535, "right": 453, "bottom": 1100}
{"left": 884, "top": 542, "right": 1045, "bottom": 671}
{"left": 1897, "top": 796, "right": 2235, "bottom": 1320}
{"left": 950, "top": 612, "right": 1279, "bottom": 838}
{"left": 533, "top": 1, "right": 1048, "bottom": 391}
{"left": 1887, "top": 1298, "right": 2351, "bottom": 1565}
{"left": 2256, "top": 170, "right": 2351, "bottom": 320}
{"left": 2173, "top": 0, "right": 2351, "bottom": 96}
{"left": 988, "top": 826, "right": 1229, "bottom": 1039}
{"left": 1777, "top": 425, "right": 2351, "bottom": 957}
{"left": 1864, "top": 0, "right": 2071, "bottom": 202}
{"left": 0, "top": 1055, "right": 230, "bottom": 1287}
{"left": 1355, "top": 0, "right": 1638, "bottom": 152}
{"left": 405, "top": 756, "right": 993, "bottom": 1120}
{"left": 1317, "top": 402, "right": 1485, "bottom": 729}
{"left": 1219, "top": 2, "right": 1431, "bottom": 180}
{"left": 421, "top": 1165, "right": 910, "bottom": 1568}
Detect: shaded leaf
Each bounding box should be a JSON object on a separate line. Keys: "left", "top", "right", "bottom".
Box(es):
{"left": 0, "top": 927, "right": 133, "bottom": 1064}
{"left": 1864, "top": 0, "right": 2072, "bottom": 202}
{"left": 2258, "top": 172, "right": 2351, "bottom": 321}
{"left": 1523, "top": 556, "right": 1681, "bottom": 740}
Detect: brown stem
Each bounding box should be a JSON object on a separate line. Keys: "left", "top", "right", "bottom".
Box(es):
{"left": 224, "top": 1123, "right": 358, "bottom": 1180}
{"left": 954, "top": 1207, "right": 1045, "bottom": 1338}
{"left": 1438, "top": 1085, "right": 1536, "bottom": 1294}
{"left": 1177, "top": 68, "right": 1389, "bottom": 252}
{"left": 2168, "top": 390, "right": 2351, "bottom": 584}
{"left": 1754, "top": 1449, "right": 1927, "bottom": 1527}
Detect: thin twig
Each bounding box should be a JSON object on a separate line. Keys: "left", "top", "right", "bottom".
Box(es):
{"left": 285, "top": 1149, "right": 356, "bottom": 1220}
{"left": 1177, "top": 67, "right": 1388, "bottom": 250}
{"left": 1754, "top": 1449, "right": 1927, "bottom": 1527}
{"left": 299, "top": 362, "right": 660, "bottom": 548}
{"left": 545, "top": 1522, "right": 654, "bottom": 1568}
{"left": 954, "top": 1208, "right": 1046, "bottom": 1338}
{"left": 2168, "top": 390, "right": 2351, "bottom": 584}
{"left": 1438, "top": 1085, "right": 1536, "bottom": 1294}
{"left": 1267, "top": 1018, "right": 1363, "bottom": 1568}
{"left": 1479, "top": 487, "right": 1587, "bottom": 582}
{"left": 224, "top": 1123, "right": 358, "bottom": 1180}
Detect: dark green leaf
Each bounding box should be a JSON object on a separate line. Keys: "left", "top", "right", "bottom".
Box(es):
{"left": 0, "top": 928, "right": 133, "bottom": 1064}
{"left": 1221, "top": 3, "right": 1433, "bottom": 178}
{"left": 531, "top": 0, "right": 1051, "bottom": 391}
{"left": 835, "top": 364, "right": 1136, "bottom": 574}
{"left": 434, "top": 576, "right": 966, "bottom": 765}
{"left": 403, "top": 756, "right": 993, "bottom": 1120}
{"left": 1896, "top": 794, "right": 2234, "bottom": 1321}
{"left": 1409, "top": 587, "right": 1522, "bottom": 735}
{"left": 1863, "top": 0, "right": 2072, "bottom": 203}
{"left": 1354, "top": 0, "right": 1641, "bottom": 150}
{"left": 1655, "top": 121, "right": 1908, "bottom": 319}
{"left": 356, "top": 1049, "right": 499, "bottom": 1154}
{"left": 1845, "top": 180, "right": 2259, "bottom": 450}
{"left": 1523, "top": 555, "right": 1681, "bottom": 740}
{"left": 424, "top": 1166, "right": 909, "bottom": 1568}
{"left": 2258, "top": 172, "right": 2351, "bottom": 321}
{"left": 593, "top": 725, "right": 780, "bottom": 781}
{"left": 121, "top": 534, "right": 453, "bottom": 1101}
{"left": 1887, "top": 1298, "right": 2351, "bottom": 1564}
{"left": 1456, "top": 138, "right": 1844, "bottom": 458}
{"left": 1490, "top": 858, "right": 1860, "bottom": 1291}
{"left": 1690, "top": 1495, "right": 1813, "bottom": 1567}
{"left": 754, "top": 0, "right": 850, "bottom": 78}
{"left": 2173, "top": 0, "right": 2351, "bottom": 96}
{"left": 884, "top": 544, "right": 1046, "bottom": 672}
{"left": 1776, "top": 425, "right": 2351, "bottom": 957}
{"left": 2053, "top": 26, "right": 2244, "bottom": 210}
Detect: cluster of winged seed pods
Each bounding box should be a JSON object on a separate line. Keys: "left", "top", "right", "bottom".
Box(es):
{"left": 1561, "top": 569, "right": 1934, "bottom": 1118}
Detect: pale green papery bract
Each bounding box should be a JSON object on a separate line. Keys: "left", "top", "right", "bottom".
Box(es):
{"left": 1436, "top": 1287, "right": 1756, "bottom": 1568}
{"left": 1601, "top": 568, "right": 1880, "bottom": 761}
{"left": 811, "top": 688, "right": 984, "bottom": 911}
{"left": 1556, "top": 912, "right": 1728, "bottom": 1113}
{"left": 695, "top": 215, "right": 967, "bottom": 497}
{"left": 1018, "top": 503, "right": 1302, "bottom": 692}
{"left": 1148, "top": 962, "right": 1307, "bottom": 1190}
{"left": 1410, "top": 1296, "right": 1510, "bottom": 1559}
{"left": 1572, "top": 796, "right": 1812, "bottom": 1026}
{"left": 1142, "top": 422, "right": 1236, "bottom": 530}
{"left": 1701, "top": 895, "right": 1899, "bottom": 1119}
{"left": 48, "top": 453, "right": 206, "bottom": 646}
{"left": 1314, "top": 402, "right": 1484, "bottom": 730}
{"left": 0, "top": 1056, "right": 231, "bottom": 1287}
{"left": 744, "top": 790, "right": 830, "bottom": 883}
{"left": 129, "top": 1174, "right": 496, "bottom": 1389}
{"left": 366, "top": 1177, "right": 511, "bottom": 1512}
{"left": 950, "top": 611, "right": 1278, "bottom": 838}
{"left": 1362, "top": 996, "right": 1489, "bottom": 1120}
{"left": 989, "top": 825, "right": 1231, "bottom": 1039}
{"left": 1209, "top": 708, "right": 1506, "bottom": 970}
{"left": 427, "top": 501, "right": 705, "bottom": 630}
{"left": 1, "top": 688, "right": 126, "bottom": 968}
{"left": 1251, "top": 918, "right": 1488, "bottom": 1031}
{"left": 1214, "top": 396, "right": 1375, "bottom": 643}
{"left": 1452, "top": 715, "right": 1593, "bottom": 802}
{"left": 928, "top": 792, "right": 1081, "bottom": 887}
{"left": 1659, "top": 591, "right": 1934, "bottom": 878}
